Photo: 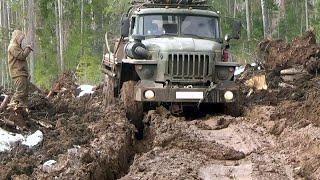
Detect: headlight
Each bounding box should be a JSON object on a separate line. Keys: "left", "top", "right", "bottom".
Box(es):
{"left": 144, "top": 90, "right": 155, "bottom": 100}
{"left": 224, "top": 91, "right": 234, "bottom": 101}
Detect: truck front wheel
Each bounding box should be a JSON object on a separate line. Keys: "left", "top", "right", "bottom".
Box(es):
{"left": 224, "top": 97, "right": 243, "bottom": 117}
{"left": 121, "top": 81, "right": 144, "bottom": 139}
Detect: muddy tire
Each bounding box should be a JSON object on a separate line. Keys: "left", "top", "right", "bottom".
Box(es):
{"left": 224, "top": 100, "right": 243, "bottom": 117}
{"left": 121, "top": 81, "right": 144, "bottom": 139}
{"left": 225, "top": 103, "right": 240, "bottom": 117}
{"left": 103, "top": 75, "right": 116, "bottom": 106}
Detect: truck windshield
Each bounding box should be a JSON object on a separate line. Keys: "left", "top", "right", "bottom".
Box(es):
{"left": 139, "top": 14, "right": 219, "bottom": 39}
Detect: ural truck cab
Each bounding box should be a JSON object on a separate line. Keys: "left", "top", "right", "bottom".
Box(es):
{"left": 102, "top": 0, "right": 242, "bottom": 136}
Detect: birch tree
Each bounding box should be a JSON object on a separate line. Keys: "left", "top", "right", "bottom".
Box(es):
{"left": 55, "top": 0, "right": 60, "bottom": 72}
{"left": 0, "top": 0, "right": 4, "bottom": 87}
{"left": 245, "top": 0, "right": 251, "bottom": 40}
{"left": 81, "top": 0, "right": 84, "bottom": 56}
{"left": 306, "top": 0, "right": 309, "bottom": 30}
{"left": 27, "top": 0, "right": 35, "bottom": 82}
{"left": 58, "top": 0, "right": 64, "bottom": 72}
{"left": 261, "top": 0, "right": 269, "bottom": 38}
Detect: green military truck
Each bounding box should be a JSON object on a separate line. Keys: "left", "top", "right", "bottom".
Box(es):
{"left": 102, "top": 0, "right": 242, "bottom": 136}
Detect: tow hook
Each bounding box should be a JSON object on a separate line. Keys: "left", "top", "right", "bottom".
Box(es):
{"left": 170, "top": 103, "right": 183, "bottom": 116}
{"left": 197, "top": 84, "right": 217, "bottom": 108}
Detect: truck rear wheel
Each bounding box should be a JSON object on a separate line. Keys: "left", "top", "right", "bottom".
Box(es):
{"left": 121, "top": 81, "right": 144, "bottom": 139}
{"left": 103, "top": 75, "right": 116, "bottom": 106}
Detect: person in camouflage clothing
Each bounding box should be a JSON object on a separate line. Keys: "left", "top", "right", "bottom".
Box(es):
{"left": 7, "top": 30, "right": 33, "bottom": 109}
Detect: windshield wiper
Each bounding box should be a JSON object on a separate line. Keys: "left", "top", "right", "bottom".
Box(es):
{"left": 154, "top": 33, "right": 177, "bottom": 38}
{"left": 182, "top": 34, "right": 208, "bottom": 39}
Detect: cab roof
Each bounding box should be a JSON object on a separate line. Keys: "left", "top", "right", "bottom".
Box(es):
{"left": 134, "top": 8, "right": 219, "bottom": 17}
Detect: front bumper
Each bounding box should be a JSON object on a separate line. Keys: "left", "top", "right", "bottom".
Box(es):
{"left": 134, "top": 81, "right": 240, "bottom": 103}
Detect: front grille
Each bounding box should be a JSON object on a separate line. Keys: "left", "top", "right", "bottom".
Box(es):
{"left": 167, "top": 53, "right": 210, "bottom": 80}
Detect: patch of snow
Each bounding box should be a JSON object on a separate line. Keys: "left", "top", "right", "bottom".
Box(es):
{"left": 0, "top": 94, "right": 8, "bottom": 103}
{"left": 235, "top": 66, "right": 246, "bottom": 76}
{"left": 22, "top": 130, "right": 43, "bottom": 148}
{"left": 0, "top": 128, "right": 24, "bottom": 152}
{"left": 1, "top": 94, "right": 8, "bottom": 97}
{"left": 42, "top": 160, "right": 58, "bottom": 173}
{"left": 77, "top": 85, "right": 95, "bottom": 97}
{"left": 43, "top": 160, "right": 57, "bottom": 167}
{"left": 0, "top": 128, "right": 44, "bottom": 152}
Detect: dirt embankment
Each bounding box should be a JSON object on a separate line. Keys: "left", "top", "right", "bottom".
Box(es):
{"left": 259, "top": 30, "right": 320, "bottom": 72}
{"left": 0, "top": 73, "right": 136, "bottom": 180}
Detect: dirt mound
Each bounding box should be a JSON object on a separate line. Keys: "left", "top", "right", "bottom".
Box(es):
{"left": 232, "top": 32, "right": 320, "bottom": 179}
{"left": 0, "top": 73, "right": 137, "bottom": 179}
{"left": 271, "top": 80, "right": 320, "bottom": 129}
{"left": 48, "top": 71, "right": 78, "bottom": 98}
{"left": 259, "top": 30, "right": 320, "bottom": 71}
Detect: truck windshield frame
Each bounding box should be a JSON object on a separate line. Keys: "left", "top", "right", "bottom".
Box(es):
{"left": 134, "top": 14, "right": 220, "bottom": 40}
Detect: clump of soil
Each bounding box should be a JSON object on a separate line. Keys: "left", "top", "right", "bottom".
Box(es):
{"left": 49, "top": 71, "right": 78, "bottom": 98}
{"left": 259, "top": 30, "right": 320, "bottom": 71}
{"left": 272, "top": 81, "right": 320, "bottom": 129}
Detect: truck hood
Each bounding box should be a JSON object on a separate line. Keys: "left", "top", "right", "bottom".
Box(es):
{"left": 142, "top": 37, "right": 221, "bottom": 53}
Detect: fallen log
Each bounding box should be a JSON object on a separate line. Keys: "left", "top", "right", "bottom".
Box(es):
{"left": 30, "top": 118, "right": 53, "bottom": 129}
{"left": 0, "top": 118, "right": 16, "bottom": 129}
{"left": 280, "top": 67, "right": 307, "bottom": 75}
{"left": 244, "top": 75, "right": 268, "bottom": 97}
{"left": 0, "top": 94, "right": 10, "bottom": 111}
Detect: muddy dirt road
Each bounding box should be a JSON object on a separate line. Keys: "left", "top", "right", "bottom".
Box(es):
{"left": 122, "top": 104, "right": 317, "bottom": 180}
{"left": 2, "top": 89, "right": 320, "bottom": 179}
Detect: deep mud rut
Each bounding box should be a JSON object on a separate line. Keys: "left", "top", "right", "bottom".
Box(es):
{"left": 2, "top": 71, "right": 320, "bottom": 179}
{"left": 122, "top": 106, "right": 295, "bottom": 180}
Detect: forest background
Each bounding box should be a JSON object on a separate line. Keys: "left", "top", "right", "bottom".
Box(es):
{"left": 0, "top": 0, "right": 317, "bottom": 88}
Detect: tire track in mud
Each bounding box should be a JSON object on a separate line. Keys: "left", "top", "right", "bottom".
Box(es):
{"left": 121, "top": 106, "right": 295, "bottom": 180}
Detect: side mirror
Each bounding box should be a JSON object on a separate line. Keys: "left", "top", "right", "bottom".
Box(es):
{"left": 232, "top": 20, "right": 241, "bottom": 40}
{"left": 121, "top": 15, "right": 130, "bottom": 37}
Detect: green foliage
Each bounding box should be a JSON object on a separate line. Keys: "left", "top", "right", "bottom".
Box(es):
{"left": 4, "top": 0, "right": 320, "bottom": 87}
{"left": 34, "top": 0, "right": 114, "bottom": 87}
{"left": 76, "top": 54, "right": 102, "bottom": 85}
{"left": 278, "top": 0, "right": 304, "bottom": 41}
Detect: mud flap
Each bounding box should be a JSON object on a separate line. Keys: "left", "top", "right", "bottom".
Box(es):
{"left": 121, "top": 81, "right": 144, "bottom": 139}
{"left": 103, "top": 75, "right": 116, "bottom": 106}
